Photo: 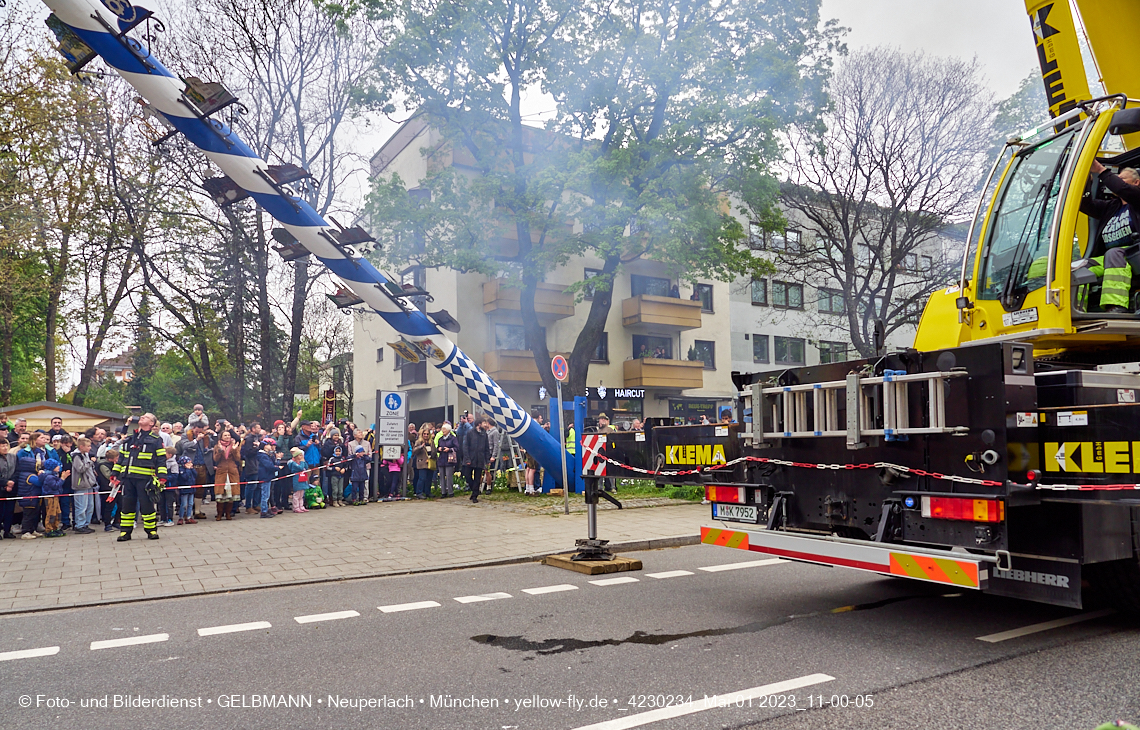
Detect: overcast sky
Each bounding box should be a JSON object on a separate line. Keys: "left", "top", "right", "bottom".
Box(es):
{"left": 820, "top": 0, "right": 1041, "bottom": 97}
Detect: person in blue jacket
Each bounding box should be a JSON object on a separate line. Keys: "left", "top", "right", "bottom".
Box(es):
{"left": 348, "top": 446, "right": 370, "bottom": 506}
{"left": 31, "top": 458, "right": 67, "bottom": 537}
{"left": 256, "top": 439, "right": 279, "bottom": 518}
{"left": 16, "top": 433, "right": 48, "bottom": 538}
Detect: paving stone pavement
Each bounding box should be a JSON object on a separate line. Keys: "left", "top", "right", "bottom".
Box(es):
{"left": 0, "top": 500, "right": 705, "bottom": 613}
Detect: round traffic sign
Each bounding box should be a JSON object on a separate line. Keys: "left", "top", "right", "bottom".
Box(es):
{"left": 551, "top": 355, "right": 569, "bottom": 382}
{"left": 384, "top": 392, "right": 403, "bottom": 412}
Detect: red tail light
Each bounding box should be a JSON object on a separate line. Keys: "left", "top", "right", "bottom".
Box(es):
{"left": 921, "top": 496, "right": 1004, "bottom": 522}
{"left": 706, "top": 486, "right": 745, "bottom": 503}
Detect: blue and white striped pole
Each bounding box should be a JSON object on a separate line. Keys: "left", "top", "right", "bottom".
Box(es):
{"left": 43, "top": 0, "right": 569, "bottom": 483}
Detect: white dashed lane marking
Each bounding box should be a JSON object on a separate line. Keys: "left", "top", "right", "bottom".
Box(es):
{"left": 91, "top": 634, "right": 169, "bottom": 651}
{"left": 698, "top": 558, "right": 785, "bottom": 572}
{"left": 0, "top": 646, "right": 59, "bottom": 662}
{"left": 644, "top": 570, "right": 693, "bottom": 579}
{"left": 589, "top": 576, "right": 640, "bottom": 586}
{"left": 568, "top": 673, "right": 836, "bottom": 730}
{"left": 521, "top": 584, "right": 579, "bottom": 595}
{"left": 197, "top": 621, "right": 272, "bottom": 637}
{"left": 976, "top": 609, "right": 1114, "bottom": 643}
{"left": 295, "top": 610, "right": 361, "bottom": 624}
{"left": 378, "top": 601, "right": 441, "bottom": 613}
{"left": 454, "top": 592, "right": 513, "bottom": 604}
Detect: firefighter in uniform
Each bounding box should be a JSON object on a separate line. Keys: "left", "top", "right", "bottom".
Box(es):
{"left": 112, "top": 412, "right": 167, "bottom": 542}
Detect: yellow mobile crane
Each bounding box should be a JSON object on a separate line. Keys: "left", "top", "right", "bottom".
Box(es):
{"left": 919, "top": 0, "right": 1140, "bottom": 354}
{"left": 598, "top": 1, "right": 1140, "bottom": 611}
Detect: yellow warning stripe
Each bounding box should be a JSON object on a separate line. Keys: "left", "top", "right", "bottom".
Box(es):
{"left": 889, "top": 553, "right": 979, "bottom": 588}
{"left": 700, "top": 527, "right": 749, "bottom": 550}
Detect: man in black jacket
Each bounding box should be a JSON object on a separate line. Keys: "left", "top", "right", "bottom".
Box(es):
{"left": 1081, "top": 160, "right": 1140, "bottom": 313}
{"left": 111, "top": 413, "right": 167, "bottom": 541}
{"left": 462, "top": 417, "right": 491, "bottom": 503}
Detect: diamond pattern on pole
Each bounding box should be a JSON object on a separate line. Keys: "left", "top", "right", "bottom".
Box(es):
{"left": 444, "top": 348, "right": 529, "bottom": 435}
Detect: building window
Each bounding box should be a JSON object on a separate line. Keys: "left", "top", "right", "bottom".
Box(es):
{"left": 818, "top": 341, "right": 848, "bottom": 364}
{"left": 751, "top": 279, "right": 767, "bottom": 306}
{"left": 772, "top": 281, "right": 803, "bottom": 309}
{"left": 897, "top": 253, "right": 919, "bottom": 273}
{"left": 818, "top": 287, "right": 845, "bottom": 315}
{"left": 633, "top": 334, "right": 673, "bottom": 360}
{"left": 753, "top": 334, "right": 769, "bottom": 363}
{"left": 749, "top": 221, "right": 765, "bottom": 250}
{"left": 376, "top": 348, "right": 384, "bottom": 362}
{"left": 693, "top": 283, "right": 713, "bottom": 313}
{"left": 921, "top": 255, "right": 933, "bottom": 271}
{"left": 495, "top": 323, "right": 545, "bottom": 351}
{"left": 400, "top": 361, "right": 428, "bottom": 386}
{"left": 592, "top": 332, "right": 609, "bottom": 363}
{"left": 767, "top": 228, "right": 802, "bottom": 253}
{"left": 402, "top": 266, "right": 427, "bottom": 312}
{"left": 630, "top": 274, "right": 672, "bottom": 298}
{"left": 774, "top": 336, "right": 805, "bottom": 365}
{"left": 583, "top": 268, "right": 602, "bottom": 300}
{"left": 690, "top": 340, "right": 715, "bottom": 370}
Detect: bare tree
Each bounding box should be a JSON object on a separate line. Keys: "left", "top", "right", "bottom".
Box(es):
{"left": 168, "top": 0, "right": 383, "bottom": 419}
{"left": 773, "top": 48, "right": 993, "bottom": 357}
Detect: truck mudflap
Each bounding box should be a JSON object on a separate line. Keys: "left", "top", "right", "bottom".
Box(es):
{"left": 701, "top": 526, "right": 990, "bottom": 590}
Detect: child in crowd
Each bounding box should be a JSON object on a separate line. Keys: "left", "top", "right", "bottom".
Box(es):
{"left": 97, "top": 449, "right": 119, "bottom": 532}
{"left": 379, "top": 449, "right": 404, "bottom": 501}
{"left": 71, "top": 437, "right": 97, "bottom": 533}
{"left": 36, "top": 458, "right": 68, "bottom": 537}
{"left": 177, "top": 456, "right": 197, "bottom": 524}
{"left": 348, "top": 446, "right": 370, "bottom": 505}
{"left": 256, "top": 439, "right": 278, "bottom": 518}
{"left": 287, "top": 448, "right": 309, "bottom": 513}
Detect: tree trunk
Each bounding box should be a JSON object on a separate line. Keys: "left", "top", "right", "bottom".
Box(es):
{"left": 0, "top": 306, "right": 12, "bottom": 406}
{"left": 72, "top": 248, "right": 134, "bottom": 407}
{"left": 230, "top": 224, "right": 246, "bottom": 423}
{"left": 43, "top": 234, "right": 69, "bottom": 403}
{"left": 282, "top": 257, "right": 308, "bottom": 419}
{"left": 255, "top": 212, "right": 273, "bottom": 419}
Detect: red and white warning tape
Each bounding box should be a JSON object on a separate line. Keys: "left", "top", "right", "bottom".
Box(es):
{"left": 0, "top": 456, "right": 360, "bottom": 502}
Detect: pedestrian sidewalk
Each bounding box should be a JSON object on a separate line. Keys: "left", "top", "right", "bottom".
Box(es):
{"left": 0, "top": 500, "right": 705, "bottom": 613}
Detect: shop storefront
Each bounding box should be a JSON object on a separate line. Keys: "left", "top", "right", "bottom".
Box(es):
{"left": 668, "top": 398, "right": 718, "bottom": 424}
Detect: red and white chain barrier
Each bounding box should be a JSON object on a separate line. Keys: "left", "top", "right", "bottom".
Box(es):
{"left": 590, "top": 452, "right": 1005, "bottom": 488}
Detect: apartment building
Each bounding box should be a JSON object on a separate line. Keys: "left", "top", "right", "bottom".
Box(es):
{"left": 352, "top": 118, "right": 738, "bottom": 428}
{"left": 727, "top": 216, "right": 961, "bottom": 376}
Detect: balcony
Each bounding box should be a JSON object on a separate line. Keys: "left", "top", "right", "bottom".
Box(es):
{"left": 621, "top": 295, "right": 702, "bottom": 332}
{"left": 623, "top": 358, "right": 704, "bottom": 389}
{"left": 483, "top": 350, "right": 569, "bottom": 383}
{"left": 483, "top": 279, "right": 575, "bottom": 321}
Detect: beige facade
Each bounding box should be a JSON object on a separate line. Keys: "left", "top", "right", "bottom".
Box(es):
{"left": 352, "top": 119, "right": 737, "bottom": 428}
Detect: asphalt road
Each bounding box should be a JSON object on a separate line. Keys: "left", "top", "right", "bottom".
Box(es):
{"left": 1, "top": 543, "right": 1136, "bottom": 730}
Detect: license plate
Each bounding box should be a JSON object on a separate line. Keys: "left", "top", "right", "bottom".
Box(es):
{"left": 712, "top": 503, "right": 759, "bottom": 523}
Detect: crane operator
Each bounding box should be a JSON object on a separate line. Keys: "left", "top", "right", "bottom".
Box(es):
{"left": 1079, "top": 159, "right": 1140, "bottom": 313}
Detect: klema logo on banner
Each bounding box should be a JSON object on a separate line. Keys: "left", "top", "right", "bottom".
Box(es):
{"left": 665, "top": 444, "right": 727, "bottom": 466}
{"left": 1044, "top": 442, "right": 1140, "bottom": 473}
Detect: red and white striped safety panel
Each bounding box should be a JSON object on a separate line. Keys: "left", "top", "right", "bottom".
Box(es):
{"left": 581, "top": 434, "right": 607, "bottom": 476}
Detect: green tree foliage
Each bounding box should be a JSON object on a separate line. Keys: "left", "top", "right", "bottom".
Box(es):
{"left": 363, "top": 0, "right": 840, "bottom": 395}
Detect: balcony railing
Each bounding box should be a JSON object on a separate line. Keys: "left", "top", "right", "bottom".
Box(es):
{"left": 483, "top": 279, "right": 575, "bottom": 320}
{"left": 623, "top": 358, "right": 704, "bottom": 389}
{"left": 621, "top": 295, "right": 702, "bottom": 332}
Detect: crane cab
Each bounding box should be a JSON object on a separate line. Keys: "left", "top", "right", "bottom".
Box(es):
{"left": 916, "top": 101, "right": 1140, "bottom": 363}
